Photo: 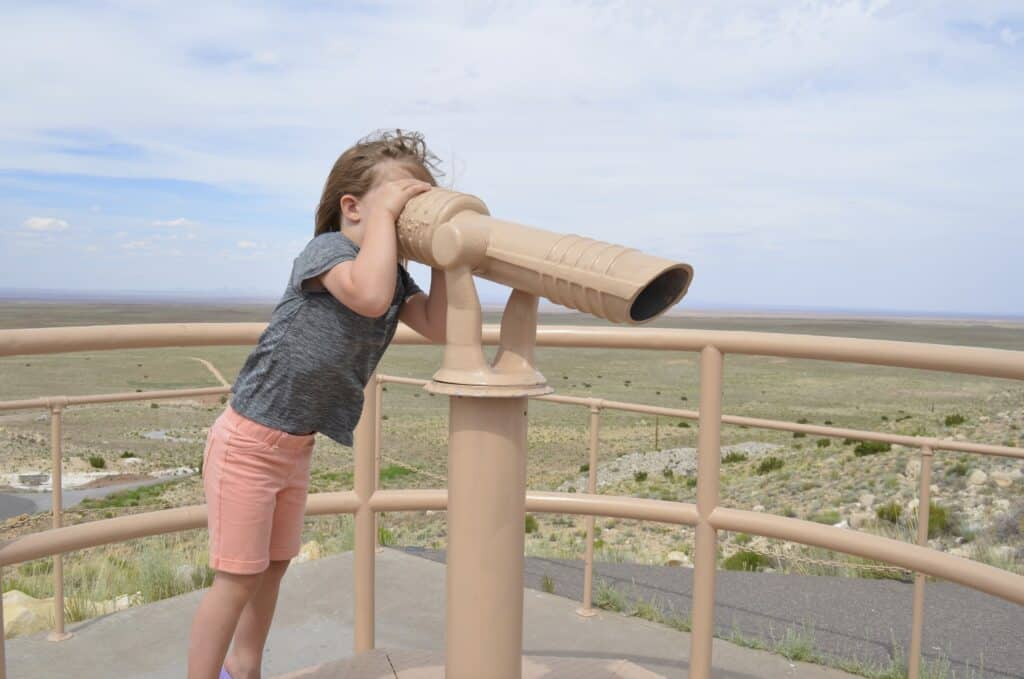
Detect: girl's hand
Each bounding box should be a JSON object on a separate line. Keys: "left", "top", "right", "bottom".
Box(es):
{"left": 362, "top": 178, "right": 432, "bottom": 222}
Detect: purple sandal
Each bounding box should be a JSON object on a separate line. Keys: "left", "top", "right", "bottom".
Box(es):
{"left": 220, "top": 669, "right": 233, "bottom": 679}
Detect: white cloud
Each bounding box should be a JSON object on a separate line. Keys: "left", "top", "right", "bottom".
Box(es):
{"left": 84, "top": 245, "right": 100, "bottom": 253}
{"left": 23, "top": 216, "right": 69, "bottom": 231}
{"left": 1001, "top": 27, "right": 1021, "bottom": 45}
{"left": 121, "top": 240, "right": 149, "bottom": 250}
{"left": 237, "top": 240, "right": 260, "bottom": 249}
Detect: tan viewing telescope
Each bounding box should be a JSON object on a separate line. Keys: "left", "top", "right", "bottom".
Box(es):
{"left": 396, "top": 188, "right": 694, "bottom": 394}
{"left": 392, "top": 188, "right": 693, "bottom": 678}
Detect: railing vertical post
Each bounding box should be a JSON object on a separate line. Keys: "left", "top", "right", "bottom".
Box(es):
{"left": 1, "top": 566, "right": 7, "bottom": 679}
{"left": 353, "top": 377, "right": 378, "bottom": 653}
{"left": 690, "top": 346, "right": 723, "bottom": 679}
{"left": 908, "top": 445, "right": 934, "bottom": 679}
{"left": 373, "top": 375, "right": 383, "bottom": 551}
{"left": 48, "top": 401, "right": 72, "bottom": 642}
{"left": 577, "top": 403, "right": 601, "bottom": 617}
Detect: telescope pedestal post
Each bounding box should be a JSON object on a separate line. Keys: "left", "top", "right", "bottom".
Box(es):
{"left": 425, "top": 285, "right": 551, "bottom": 678}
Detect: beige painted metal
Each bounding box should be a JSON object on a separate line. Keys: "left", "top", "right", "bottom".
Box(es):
{"left": 577, "top": 404, "right": 601, "bottom": 617}
{"left": 445, "top": 396, "right": 529, "bottom": 679}
{"left": 5, "top": 323, "right": 1024, "bottom": 381}
{"left": 0, "top": 386, "right": 229, "bottom": 412}
{"left": 709, "top": 507, "right": 1024, "bottom": 606}
{"left": 364, "top": 375, "right": 1024, "bottom": 461}
{"left": 908, "top": 446, "right": 935, "bottom": 679}
{"left": 0, "top": 567, "right": 5, "bottom": 679}
{"left": 395, "top": 189, "right": 692, "bottom": 388}
{"left": 4, "top": 322, "right": 1024, "bottom": 679}
{"left": 396, "top": 189, "right": 693, "bottom": 325}
{"left": 352, "top": 379, "right": 377, "bottom": 653}
{"left": 47, "top": 403, "right": 72, "bottom": 642}
{"left": 373, "top": 376, "right": 383, "bottom": 551}
{"left": 689, "top": 347, "right": 724, "bottom": 679}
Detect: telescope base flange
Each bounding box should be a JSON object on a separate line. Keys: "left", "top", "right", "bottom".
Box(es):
{"left": 424, "top": 381, "right": 553, "bottom": 398}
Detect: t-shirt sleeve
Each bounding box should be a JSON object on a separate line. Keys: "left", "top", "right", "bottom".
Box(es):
{"left": 399, "top": 263, "right": 424, "bottom": 301}
{"left": 290, "top": 234, "right": 359, "bottom": 294}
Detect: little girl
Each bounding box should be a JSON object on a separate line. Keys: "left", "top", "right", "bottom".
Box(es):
{"left": 188, "top": 130, "right": 447, "bottom": 679}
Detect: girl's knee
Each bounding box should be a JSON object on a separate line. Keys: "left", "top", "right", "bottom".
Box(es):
{"left": 213, "top": 570, "right": 265, "bottom": 601}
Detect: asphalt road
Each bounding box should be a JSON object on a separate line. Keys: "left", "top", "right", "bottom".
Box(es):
{"left": 405, "top": 547, "right": 1022, "bottom": 678}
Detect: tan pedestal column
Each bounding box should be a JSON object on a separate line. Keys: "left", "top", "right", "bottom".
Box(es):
{"left": 445, "top": 395, "right": 528, "bottom": 679}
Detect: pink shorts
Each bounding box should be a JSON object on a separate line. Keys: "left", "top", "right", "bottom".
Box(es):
{"left": 203, "top": 405, "right": 315, "bottom": 574}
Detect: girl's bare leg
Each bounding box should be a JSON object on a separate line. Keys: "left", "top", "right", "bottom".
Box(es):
{"left": 224, "top": 559, "right": 291, "bottom": 679}
{"left": 188, "top": 570, "right": 265, "bottom": 679}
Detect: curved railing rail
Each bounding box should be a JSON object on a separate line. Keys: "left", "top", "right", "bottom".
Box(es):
{"left": 1, "top": 322, "right": 1023, "bottom": 679}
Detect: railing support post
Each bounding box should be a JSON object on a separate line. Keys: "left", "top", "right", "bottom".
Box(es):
{"left": 577, "top": 403, "right": 601, "bottom": 617}
{"left": 47, "top": 401, "right": 72, "bottom": 642}
{"left": 690, "top": 346, "right": 723, "bottom": 679}
{"left": 1, "top": 566, "right": 7, "bottom": 679}
{"left": 373, "top": 375, "right": 383, "bottom": 552}
{"left": 908, "top": 445, "right": 934, "bottom": 679}
{"left": 353, "top": 377, "right": 378, "bottom": 653}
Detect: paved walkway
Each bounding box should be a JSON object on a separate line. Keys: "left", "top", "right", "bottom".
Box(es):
{"left": 6, "top": 549, "right": 858, "bottom": 679}
{"left": 407, "top": 548, "right": 1021, "bottom": 678}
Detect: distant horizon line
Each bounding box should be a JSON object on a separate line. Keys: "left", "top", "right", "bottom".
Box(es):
{"left": 0, "top": 287, "right": 1021, "bottom": 322}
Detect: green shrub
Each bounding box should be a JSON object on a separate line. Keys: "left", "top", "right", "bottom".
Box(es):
{"left": 80, "top": 482, "right": 172, "bottom": 509}
{"left": 797, "top": 418, "right": 809, "bottom": 424}
{"left": 842, "top": 438, "right": 857, "bottom": 445}
{"left": 815, "top": 439, "right": 831, "bottom": 448}
{"left": 793, "top": 432, "right": 806, "bottom": 439}
{"left": 88, "top": 455, "right": 106, "bottom": 469}
{"left": 377, "top": 526, "right": 395, "bottom": 546}
{"left": 579, "top": 463, "right": 589, "bottom": 472}
{"left": 685, "top": 477, "right": 698, "bottom": 488}
{"left": 676, "top": 421, "right": 690, "bottom": 428}
{"left": 734, "top": 533, "right": 753, "bottom": 545}
{"left": 541, "top": 575, "right": 555, "bottom": 594}
{"left": 120, "top": 451, "right": 136, "bottom": 458}
{"left": 876, "top": 501, "right": 902, "bottom": 523}
{"left": 944, "top": 413, "right": 966, "bottom": 427}
{"left": 150, "top": 403, "right": 159, "bottom": 409}
{"left": 594, "top": 580, "right": 627, "bottom": 611}
{"left": 524, "top": 515, "right": 539, "bottom": 534}
{"left": 722, "top": 550, "right": 771, "bottom": 572}
{"left": 946, "top": 461, "right": 969, "bottom": 477}
{"left": 662, "top": 467, "right": 674, "bottom": 478}
{"left": 854, "top": 441, "right": 891, "bottom": 457}
{"left": 926, "top": 503, "right": 952, "bottom": 538}
{"left": 379, "top": 464, "right": 413, "bottom": 482}
{"left": 722, "top": 451, "right": 748, "bottom": 464}
{"left": 633, "top": 471, "right": 648, "bottom": 482}
{"left": 756, "top": 457, "right": 784, "bottom": 474}
{"left": 810, "top": 510, "right": 841, "bottom": 525}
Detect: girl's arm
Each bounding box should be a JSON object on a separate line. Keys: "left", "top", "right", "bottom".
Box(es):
{"left": 399, "top": 267, "right": 447, "bottom": 343}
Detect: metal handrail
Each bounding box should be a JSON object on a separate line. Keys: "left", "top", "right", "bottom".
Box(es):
{"left": 1, "top": 322, "right": 1022, "bottom": 679}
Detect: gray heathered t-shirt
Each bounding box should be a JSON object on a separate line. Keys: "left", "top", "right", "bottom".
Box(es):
{"left": 231, "top": 232, "right": 422, "bottom": 446}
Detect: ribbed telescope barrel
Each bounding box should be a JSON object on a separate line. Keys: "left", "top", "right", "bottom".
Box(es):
{"left": 397, "top": 189, "right": 692, "bottom": 324}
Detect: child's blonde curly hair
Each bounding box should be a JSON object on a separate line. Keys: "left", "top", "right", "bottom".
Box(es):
{"left": 314, "top": 129, "right": 442, "bottom": 236}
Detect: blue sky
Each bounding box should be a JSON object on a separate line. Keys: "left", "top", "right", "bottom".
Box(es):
{"left": 1, "top": 2, "right": 1022, "bottom": 314}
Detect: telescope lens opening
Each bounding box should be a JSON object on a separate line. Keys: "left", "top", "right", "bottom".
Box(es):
{"left": 630, "top": 267, "right": 690, "bottom": 322}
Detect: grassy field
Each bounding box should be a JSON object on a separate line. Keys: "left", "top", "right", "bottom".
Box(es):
{"left": 2, "top": 301, "right": 1023, "bottom": 629}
